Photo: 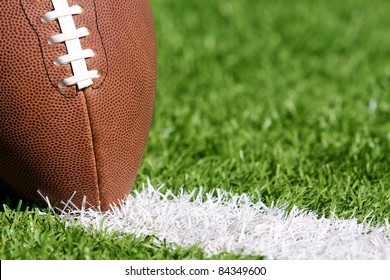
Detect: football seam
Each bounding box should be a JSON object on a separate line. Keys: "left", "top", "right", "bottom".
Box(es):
{"left": 82, "top": 91, "right": 101, "bottom": 205}
{"left": 19, "top": 0, "right": 62, "bottom": 97}
{"left": 91, "top": 0, "right": 109, "bottom": 91}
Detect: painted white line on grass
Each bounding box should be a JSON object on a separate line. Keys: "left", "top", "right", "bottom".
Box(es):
{"left": 58, "top": 182, "right": 390, "bottom": 260}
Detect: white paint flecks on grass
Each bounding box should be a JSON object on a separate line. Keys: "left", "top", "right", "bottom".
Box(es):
{"left": 57, "top": 182, "right": 390, "bottom": 260}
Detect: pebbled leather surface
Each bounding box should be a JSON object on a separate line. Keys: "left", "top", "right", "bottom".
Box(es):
{"left": 0, "top": 0, "right": 157, "bottom": 210}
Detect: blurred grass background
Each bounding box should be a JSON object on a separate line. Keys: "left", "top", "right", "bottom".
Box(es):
{"left": 137, "top": 0, "right": 390, "bottom": 224}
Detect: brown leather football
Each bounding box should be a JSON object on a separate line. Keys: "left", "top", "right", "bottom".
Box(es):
{"left": 0, "top": 0, "right": 157, "bottom": 210}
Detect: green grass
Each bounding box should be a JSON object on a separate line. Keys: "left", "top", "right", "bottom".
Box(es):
{"left": 1, "top": 0, "right": 390, "bottom": 259}
{"left": 0, "top": 203, "right": 263, "bottom": 260}
{"left": 138, "top": 0, "right": 390, "bottom": 222}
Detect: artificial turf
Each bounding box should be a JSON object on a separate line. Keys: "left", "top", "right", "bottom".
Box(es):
{"left": 1, "top": 0, "right": 390, "bottom": 259}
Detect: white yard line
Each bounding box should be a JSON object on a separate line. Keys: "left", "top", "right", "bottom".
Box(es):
{"left": 57, "top": 181, "right": 390, "bottom": 260}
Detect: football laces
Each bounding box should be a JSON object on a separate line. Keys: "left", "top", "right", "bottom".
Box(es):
{"left": 42, "top": 0, "right": 100, "bottom": 90}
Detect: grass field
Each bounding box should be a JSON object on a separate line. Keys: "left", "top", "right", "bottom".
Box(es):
{"left": 1, "top": 0, "right": 390, "bottom": 259}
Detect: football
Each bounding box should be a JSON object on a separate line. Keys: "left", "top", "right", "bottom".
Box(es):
{"left": 0, "top": 0, "right": 157, "bottom": 210}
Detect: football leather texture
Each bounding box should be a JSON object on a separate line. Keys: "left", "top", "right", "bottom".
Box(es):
{"left": 0, "top": 0, "right": 157, "bottom": 210}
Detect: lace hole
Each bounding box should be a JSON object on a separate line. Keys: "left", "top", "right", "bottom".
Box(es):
{"left": 78, "top": 5, "right": 85, "bottom": 14}
{"left": 41, "top": 16, "right": 49, "bottom": 23}
{"left": 58, "top": 82, "right": 66, "bottom": 88}
{"left": 85, "top": 27, "right": 91, "bottom": 36}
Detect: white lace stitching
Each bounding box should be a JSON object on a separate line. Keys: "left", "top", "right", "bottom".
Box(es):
{"left": 42, "top": 0, "right": 100, "bottom": 90}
